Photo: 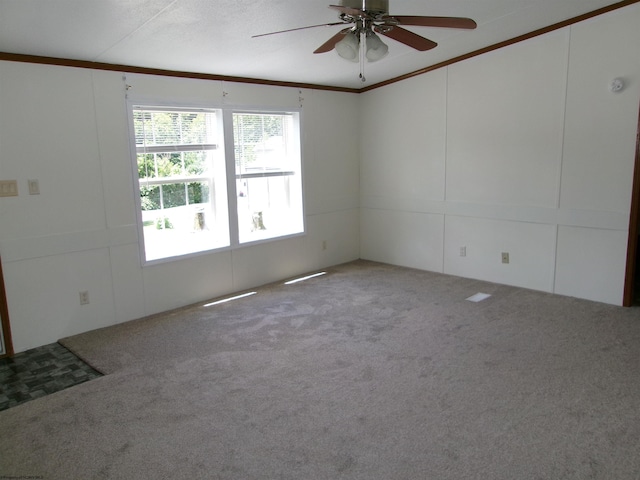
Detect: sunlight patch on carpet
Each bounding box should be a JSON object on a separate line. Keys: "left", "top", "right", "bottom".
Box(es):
{"left": 466, "top": 292, "right": 491, "bottom": 302}
{"left": 285, "top": 272, "right": 326, "bottom": 285}
{"left": 203, "top": 292, "right": 257, "bottom": 307}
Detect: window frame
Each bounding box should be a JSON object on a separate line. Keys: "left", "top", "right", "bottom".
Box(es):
{"left": 231, "top": 109, "right": 305, "bottom": 245}
{"left": 127, "top": 100, "right": 306, "bottom": 266}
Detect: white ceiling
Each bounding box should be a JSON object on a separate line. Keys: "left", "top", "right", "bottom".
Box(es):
{"left": 0, "top": 0, "right": 629, "bottom": 90}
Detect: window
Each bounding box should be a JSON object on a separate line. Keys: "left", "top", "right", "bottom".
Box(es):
{"left": 130, "top": 105, "right": 303, "bottom": 263}
{"left": 233, "top": 112, "right": 304, "bottom": 244}
{"left": 133, "top": 107, "right": 229, "bottom": 261}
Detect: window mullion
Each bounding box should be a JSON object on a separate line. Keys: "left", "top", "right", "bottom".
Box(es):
{"left": 223, "top": 109, "right": 239, "bottom": 247}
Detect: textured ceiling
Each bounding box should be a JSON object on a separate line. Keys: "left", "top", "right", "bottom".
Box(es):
{"left": 0, "top": 0, "right": 632, "bottom": 90}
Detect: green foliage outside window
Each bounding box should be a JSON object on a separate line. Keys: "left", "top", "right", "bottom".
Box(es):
{"left": 140, "top": 182, "right": 210, "bottom": 211}
{"left": 135, "top": 110, "right": 213, "bottom": 212}
{"left": 137, "top": 151, "right": 206, "bottom": 179}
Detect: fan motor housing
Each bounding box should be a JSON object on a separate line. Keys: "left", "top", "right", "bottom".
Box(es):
{"left": 341, "top": 0, "right": 389, "bottom": 14}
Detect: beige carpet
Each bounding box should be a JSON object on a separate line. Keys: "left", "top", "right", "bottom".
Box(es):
{"left": 1, "top": 260, "right": 639, "bottom": 479}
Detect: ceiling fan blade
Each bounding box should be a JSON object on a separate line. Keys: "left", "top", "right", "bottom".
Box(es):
{"left": 252, "top": 22, "right": 346, "bottom": 38}
{"left": 391, "top": 16, "right": 477, "bottom": 29}
{"left": 378, "top": 26, "right": 437, "bottom": 51}
{"left": 313, "top": 28, "right": 353, "bottom": 54}
{"left": 328, "top": 4, "right": 370, "bottom": 18}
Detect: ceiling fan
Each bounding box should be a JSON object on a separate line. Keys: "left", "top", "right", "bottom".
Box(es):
{"left": 253, "top": 0, "right": 476, "bottom": 81}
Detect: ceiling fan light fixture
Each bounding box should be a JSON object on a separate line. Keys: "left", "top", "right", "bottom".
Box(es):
{"left": 365, "top": 30, "right": 388, "bottom": 62}
{"left": 256, "top": 1, "right": 477, "bottom": 81}
{"left": 335, "top": 30, "right": 360, "bottom": 62}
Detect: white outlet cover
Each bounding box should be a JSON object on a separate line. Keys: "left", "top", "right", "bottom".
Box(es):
{"left": 466, "top": 292, "right": 492, "bottom": 302}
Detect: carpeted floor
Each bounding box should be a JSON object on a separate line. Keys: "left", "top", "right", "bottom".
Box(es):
{"left": 0, "top": 260, "right": 639, "bottom": 479}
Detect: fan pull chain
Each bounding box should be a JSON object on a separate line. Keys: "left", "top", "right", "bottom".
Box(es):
{"left": 359, "top": 30, "right": 366, "bottom": 83}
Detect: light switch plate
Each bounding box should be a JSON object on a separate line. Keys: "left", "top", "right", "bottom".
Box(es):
{"left": 28, "top": 179, "right": 40, "bottom": 195}
{"left": 0, "top": 180, "right": 18, "bottom": 197}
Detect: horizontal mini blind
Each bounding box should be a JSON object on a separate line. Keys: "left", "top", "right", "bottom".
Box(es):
{"left": 134, "top": 107, "right": 218, "bottom": 153}
{"left": 233, "top": 112, "right": 291, "bottom": 175}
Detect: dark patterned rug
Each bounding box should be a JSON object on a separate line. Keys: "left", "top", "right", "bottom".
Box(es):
{"left": 0, "top": 342, "right": 102, "bottom": 411}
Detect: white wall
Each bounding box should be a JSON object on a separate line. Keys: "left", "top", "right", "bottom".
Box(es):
{"left": 2, "top": 4, "right": 639, "bottom": 353}
{"left": 0, "top": 66, "right": 360, "bottom": 352}
{"left": 361, "top": 3, "right": 640, "bottom": 305}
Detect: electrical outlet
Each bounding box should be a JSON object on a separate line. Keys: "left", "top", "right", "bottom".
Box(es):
{"left": 460, "top": 246, "right": 466, "bottom": 257}
{"left": 501, "top": 252, "right": 510, "bottom": 264}
{"left": 79, "top": 291, "right": 90, "bottom": 305}
{"left": 322, "top": 240, "right": 327, "bottom": 251}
